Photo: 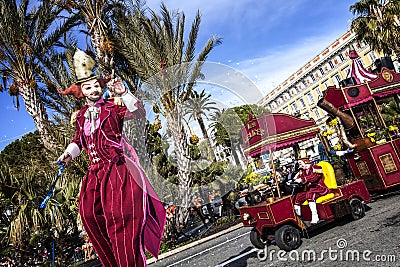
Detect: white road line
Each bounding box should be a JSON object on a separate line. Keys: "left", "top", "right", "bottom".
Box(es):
{"left": 167, "top": 231, "right": 250, "bottom": 267}
{"left": 215, "top": 247, "right": 259, "bottom": 267}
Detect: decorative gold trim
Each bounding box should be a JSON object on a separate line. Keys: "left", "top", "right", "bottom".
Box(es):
{"left": 379, "top": 153, "right": 398, "bottom": 174}
{"left": 369, "top": 148, "right": 387, "bottom": 187}
{"left": 76, "top": 74, "right": 98, "bottom": 84}
{"left": 382, "top": 69, "right": 394, "bottom": 83}
{"left": 243, "top": 125, "right": 320, "bottom": 153}
{"left": 370, "top": 80, "right": 400, "bottom": 94}
{"left": 257, "top": 212, "right": 270, "bottom": 220}
{"left": 356, "top": 161, "right": 371, "bottom": 176}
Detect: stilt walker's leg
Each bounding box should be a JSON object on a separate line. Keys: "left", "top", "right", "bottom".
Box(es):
{"left": 79, "top": 173, "right": 119, "bottom": 267}
{"left": 103, "top": 163, "right": 146, "bottom": 267}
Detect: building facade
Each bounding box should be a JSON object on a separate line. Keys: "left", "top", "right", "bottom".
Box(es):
{"left": 257, "top": 30, "right": 389, "bottom": 160}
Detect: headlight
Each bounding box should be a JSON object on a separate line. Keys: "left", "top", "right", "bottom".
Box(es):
{"left": 242, "top": 212, "right": 251, "bottom": 221}
{"left": 244, "top": 194, "right": 252, "bottom": 204}
{"left": 254, "top": 194, "right": 262, "bottom": 203}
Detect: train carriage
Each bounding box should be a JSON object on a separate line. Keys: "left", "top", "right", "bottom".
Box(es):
{"left": 238, "top": 113, "right": 371, "bottom": 251}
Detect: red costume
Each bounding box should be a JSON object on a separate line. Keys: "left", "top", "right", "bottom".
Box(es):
{"left": 294, "top": 164, "right": 330, "bottom": 205}
{"left": 69, "top": 97, "right": 166, "bottom": 266}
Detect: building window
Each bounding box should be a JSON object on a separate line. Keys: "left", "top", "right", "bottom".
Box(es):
{"left": 333, "top": 73, "right": 342, "bottom": 87}
{"left": 329, "top": 61, "right": 334, "bottom": 69}
{"left": 283, "top": 92, "right": 290, "bottom": 101}
{"left": 298, "top": 98, "right": 306, "bottom": 109}
{"left": 334, "top": 58, "right": 339, "bottom": 65}
{"left": 313, "top": 108, "right": 321, "bottom": 119}
{"left": 291, "top": 102, "right": 298, "bottom": 113}
{"left": 314, "top": 87, "right": 322, "bottom": 98}
{"left": 357, "top": 58, "right": 367, "bottom": 68}
{"left": 302, "top": 80, "right": 308, "bottom": 87}
{"left": 339, "top": 53, "right": 345, "bottom": 61}
{"left": 342, "top": 65, "right": 351, "bottom": 77}
{"left": 284, "top": 107, "right": 290, "bottom": 114}
{"left": 306, "top": 92, "right": 315, "bottom": 105}
{"left": 367, "top": 51, "right": 377, "bottom": 64}
{"left": 323, "top": 79, "right": 331, "bottom": 89}
{"left": 319, "top": 68, "right": 325, "bottom": 75}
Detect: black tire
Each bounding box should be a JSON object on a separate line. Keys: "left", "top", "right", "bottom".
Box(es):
{"left": 275, "top": 225, "right": 301, "bottom": 251}
{"left": 350, "top": 198, "right": 365, "bottom": 220}
{"left": 250, "top": 228, "right": 268, "bottom": 249}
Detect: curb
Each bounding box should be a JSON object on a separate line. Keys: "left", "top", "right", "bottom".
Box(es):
{"left": 147, "top": 222, "right": 244, "bottom": 264}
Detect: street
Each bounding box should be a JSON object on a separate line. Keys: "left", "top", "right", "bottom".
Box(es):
{"left": 150, "top": 192, "right": 400, "bottom": 267}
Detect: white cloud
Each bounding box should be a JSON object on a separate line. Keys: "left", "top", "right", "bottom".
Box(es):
{"left": 145, "top": 0, "right": 306, "bottom": 35}
{"left": 234, "top": 32, "right": 345, "bottom": 95}
{"left": 144, "top": 0, "right": 354, "bottom": 99}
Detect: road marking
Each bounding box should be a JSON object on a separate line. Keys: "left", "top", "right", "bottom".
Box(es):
{"left": 166, "top": 231, "right": 250, "bottom": 267}
{"left": 215, "top": 247, "right": 259, "bottom": 267}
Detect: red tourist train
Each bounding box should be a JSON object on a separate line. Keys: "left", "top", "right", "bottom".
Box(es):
{"left": 237, "top": 50, "right": 400, "bottom": 251}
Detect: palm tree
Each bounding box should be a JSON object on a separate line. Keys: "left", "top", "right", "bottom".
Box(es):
{"left": 184, "top": 89, "right": 219, "bottom": 161}
{"left": 184, "top": 90, "right": 219, "bottom": 139}
{"left": 114, "top": 3, "right": 222, "bottom": 233}
{"left": 0, "top": 0, "right": 80, "bottom": 150}
{"left": 214, "top": 105, "right": 269, "bottom": 166}
{"left": 0, "top": 122, "right": 86, "bottom": 263}
{"left": 58, "top": 0, "right": 126, "bottom": 75}
{"left": 0, "top": 159, "right": 83, "bottom": 264}
{"left": 350, "top": 0, "right": 400, "bottom": 56}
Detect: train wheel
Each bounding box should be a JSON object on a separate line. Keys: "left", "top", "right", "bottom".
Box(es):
{"left": 250, "top": 228, "right": 268, "bottom": 249}
{"left": 275, "top": 225, "right": 301, "bottom": 251}
{"left": 350, "top": 198, "right": 365, "bottom": 220}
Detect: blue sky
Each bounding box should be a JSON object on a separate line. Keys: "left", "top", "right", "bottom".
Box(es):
{"left": 0, "top": 0, "right": 357, "bottom": 151}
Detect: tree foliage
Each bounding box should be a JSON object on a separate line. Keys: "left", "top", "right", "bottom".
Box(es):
{"left": 213, "top": 104, "right": 269, "bottom": 147}
{"left": 350, "top": 0, "right": 400, "bottom": 56}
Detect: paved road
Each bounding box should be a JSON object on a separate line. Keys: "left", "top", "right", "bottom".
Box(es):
{"left": 150, "top": 192, "right": 400, "bottom": 267}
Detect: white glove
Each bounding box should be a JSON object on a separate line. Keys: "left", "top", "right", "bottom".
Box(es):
{"left": 58, "top": 143, "right": 80, "bottom": 165}
{"left": 294, "top": 178, "right": 302, "bottom": 183}
{"left": 336, "top": 151, "right": 346, "bottom": 156}
{"left": 57, "top": 151, "right": 72, "bottom": 165}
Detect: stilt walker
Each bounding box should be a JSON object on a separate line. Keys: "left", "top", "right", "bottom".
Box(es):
{"left": 58, "top": 49, "right": 166, "bottom": 266}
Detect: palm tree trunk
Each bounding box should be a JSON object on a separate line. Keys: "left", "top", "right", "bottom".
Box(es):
{"left": 197, "top": 115, "right": 216, "bottom": 161}
{"left": 19, "top": 84, "right": 57, "bottom": 150}
{"left": 197, "top": 115, "right": 209, "bottom": 139}
{"left": 230, "top": 142, "right": 241, "bottom": 166}
{"left": 89, "top": 25, "right": 113, "bottom": 72}
{"left": 166, "top": 108, "right": 193, "bottom": 231}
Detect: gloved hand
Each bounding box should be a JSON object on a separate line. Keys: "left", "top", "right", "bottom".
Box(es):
{"left": 294, "top": 178, "right": 302, "bottom": 183}
{"left": 335, "top": 150, "right": 346, "bottom": 156}
{"left": 57, "top": 152, "right": 72, "bottom": 166}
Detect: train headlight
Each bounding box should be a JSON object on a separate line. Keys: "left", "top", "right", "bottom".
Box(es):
{"left": 244, "top": 194, "right": 252, "bottom": 204}
{"left": 254, "top": 194, "right": 262, "bottom": 203}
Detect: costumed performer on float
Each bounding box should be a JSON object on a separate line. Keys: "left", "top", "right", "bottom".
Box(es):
{"left": 293, "top": 157, "right": 330, "bottom": 224}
